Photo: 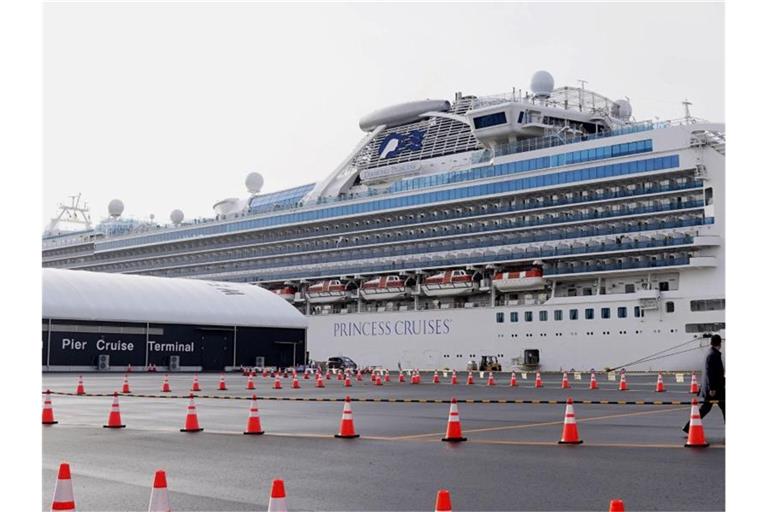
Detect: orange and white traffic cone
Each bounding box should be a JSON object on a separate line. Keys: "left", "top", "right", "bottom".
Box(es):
{"left": 273, "top": 376, "right": 282, "bottom": 390}
{"left": 434, "top": 489, "right": 452, "bottom": 512}
{"left": 411, "top": 373, "right": 419, "bottom": 385}
{"left": 399, "top": 371, "right": 405, "bottom": 383}
{"left": 243, "top": 395, "right": 265, "bottom": 435}
{"left": 487, "top": 372, "right": 496, "bottom": 386}
{"left": 291, "top": 376, "right": 301, "bottom": 389}
{"left": 534, "top": 371, "right": 543, "bottom": 388}
{"left": 384, "top": 371, "right": 391, "bottom": 383}
{"left": 148, "top": 470, "right": 171, "bottom": 512}
{"left": 690, "top": 372, "right": 699, "bottom": 394}
{"left": 589, "top": 371, "right": 599, "bottom": 390}
{"left": 357, "top": 370, "right": 364, "bottom": 382}
{"left": 450, "top": 371, "right": 458, "bottom": 385}
{"left": 441, "top": 397, "right": 467, "bottom": 442}
{"left": 303, "top": 369, "right": 310, "bottom": 380}
{"left": 268, "top": 479, "right": 287, "bottom": 512}
{"left": 344, "top": 375, "right": 352, "bottom": 387}
{"left": 247, "top": 373, "right": 255, "bottom": 390}
{"left": 509, "top": 371, "right": 518, "bottom": 387}
{"left": 325, "top": 370, "right": 331, "bottom": 380}
{"left": 75, "top": 375, "right": 85, "bottom": 395}
{"left": 218, "top": 374, "right": 228, "bottom": 391}
{"left": 335, "top": 396, "right": 360, "bottom": 439}
{"left": 618, "top": 373, "right": 628, "bottom": 391}
{"left": 122, "top": 374, "right": 132, "bottom": 393}
{"left": 655, "top": 372, "right": 666, "bottom": 392}
{"left": 561, "top": 372, "right": 570, "bottom": 389}
{"left": 558, "top": 397, "right": 582, "bottom": 444}
{"left": 375, "top": 374, "right": 383, "bottom": 386}
{"left": 127, "top": 363, "right": 133, "bottom": 373}
{"left": 191, "top": 374, "right": 201, "bottom": 392}
{"left": 684, "top": 398, "right": 709, "bottom": 447}
{"left": 315, "top": 375, "right": 325, "bottom": 388}
{"left": 608, "top": 498, "right": 625, "bottom": 511}
{"left": 161, "top": 374, "right": 171, "bottom": 393}
{"left": 180, "top": 394, "right": 203, "bottom": 432}
{"left": 103, "top": 392, "right": 126, "bottom": 428}
{"left": 50, "top": 462, "right": 76, "bottom": 512}
{"left": 42, "top": 389, "right": 57, "bottom": 425}
{"left": 466, "top": 372, "right": 474, "bottom": 385}
{"left": 262, "top": 369, "right": 268, "bottom": 378}
{"left": 433, "top": 371, "right": 440, "bottom": 384}
{"left": 415, "top": 371, "right": 422, "bottom": 384}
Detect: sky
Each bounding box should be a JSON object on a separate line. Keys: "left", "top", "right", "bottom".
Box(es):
{"left": 43, "top": 1, "right": 724, "bottom": 228}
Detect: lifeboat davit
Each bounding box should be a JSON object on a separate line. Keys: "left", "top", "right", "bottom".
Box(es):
{"left": 360, "top": 275, "right": 408, "bottom": 301}
{"left": 306, "top": 279, "right": 349, "bottom": 303}
{"left": 272, "top": 286, "right": 297, "bottom": 303}
{"left": 493, "top": 267, "right": 546, "bottom": 292}
{"left": 421, "top": 269, "right": 475, "bottom": 297}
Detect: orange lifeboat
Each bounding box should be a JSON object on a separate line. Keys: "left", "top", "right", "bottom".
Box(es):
{"left": 306, "top": 279, "right": 349, "bottom": 303}
{"left": 422, "top": 269, "right": 475, "bottom": 297}
{"left": 493, "top": 267, "right": 546, "bottom": 292}
{"left": 272, "top": 286, "right": 297, "bottom": 303}
{"left": 360, "top": 275, "right": 408, "bottom": 301}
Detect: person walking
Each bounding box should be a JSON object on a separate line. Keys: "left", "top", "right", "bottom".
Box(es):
{"left": 683, "top": 334, "right": 725, "bottom": 433}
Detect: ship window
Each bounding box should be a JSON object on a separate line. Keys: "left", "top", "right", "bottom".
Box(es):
{"left": 496, "top": 312, "right": 504, "bottom": 323}
{"left": 554, "top": 310, "right": 563, "bottom": 321}
{"left": 473, "top": 112, "right": 507, "bottom": 129}
{"left": 666, "top": 301, "right": 675, "bottom": 313}
{"left": 634, "top": 306, "right": 642, "bottom": 318}
{"left": 618, "top": 307, "right": 627, "bottom": 318}
{"left": 569, "top": 309, "right": 579, "bottom": 320}
{"left": 525, "top": 311, "right": 533, "bottom": 322}
{"left": 510, "top": 312, "right": 518, "bottom": 322}
{"left": 690, "top": 299, "right": 725, "bottom": 311}
{"left": 601, "top": 307, "right": 611, "bottom": 319}
{"left": 685, "top": 322, "right": 725, "bottom": 333}
{"left": 625, "top": 284, "right": 635, "bottom": 293}
{"left": 659, "top": 281, "right": 670, "bottom": 292}
{"left": 585, "top": 308, "right": 595, "bottom": 320}
{"left": 539, "top": 311, "right": 548, "bottom": 321}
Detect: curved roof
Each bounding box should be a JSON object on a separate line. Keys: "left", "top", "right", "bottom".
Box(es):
{"left": 43, "top": 269, "right": 307, "bottom": 329}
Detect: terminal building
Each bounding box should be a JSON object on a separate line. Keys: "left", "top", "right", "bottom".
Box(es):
{"left": 42, "top": 268, "right": 307, "bottom": 372}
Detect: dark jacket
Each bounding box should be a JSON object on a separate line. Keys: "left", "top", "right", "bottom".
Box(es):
{"left": 701, "top": 347, "right": 725, "bottom": 399}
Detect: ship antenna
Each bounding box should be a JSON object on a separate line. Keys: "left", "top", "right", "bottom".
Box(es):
{"left": 576, "top": 80, "right": 588, "bottom": 112}
{"left": 682, "top": 98, "right": 693, "bottom": 124}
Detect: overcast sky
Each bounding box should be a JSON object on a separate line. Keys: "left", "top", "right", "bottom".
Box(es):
{"left": 43, "top": 2, "right": 724, "bottom": 228}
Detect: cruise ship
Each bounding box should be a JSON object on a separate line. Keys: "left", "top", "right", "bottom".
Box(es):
{"left": 42, "top": 71, "right": 725, "bottom": 371}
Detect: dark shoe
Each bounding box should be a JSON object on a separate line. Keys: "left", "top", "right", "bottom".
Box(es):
{"left": 682, "top": 425, "right": 689, "bottom": 434}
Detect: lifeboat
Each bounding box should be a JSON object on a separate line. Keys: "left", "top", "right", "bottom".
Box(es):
{"left": 272, "top": 286, "right": 297, "bottom": 303}
{"left": 493, "top": 267, "right": 546, "bottom": 292}
{"left": 421, "top": 269, "right": 475, "bottom": 297}
{"left": 306, "top": 279, "right": 349, "bottom": 303}
{"left": 360, "top": 275, "right": 408, "bottom": 301}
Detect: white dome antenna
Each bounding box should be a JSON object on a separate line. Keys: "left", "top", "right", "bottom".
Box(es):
{"left": 107, "top": 199, "right": 124, "bottom": 219}
{"left": 531, "top": 71, "right": 555, "bottom": 99}
{"left": 612, "top": 98, "right": 633, "bottom": 121}
{"left": 245, "top": 172, "right": 264, "bottom": 195}
{"left": 170, "top": 209, "right": 184, "bottom": 225}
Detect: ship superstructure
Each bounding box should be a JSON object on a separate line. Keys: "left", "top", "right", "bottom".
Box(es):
{"left": 42, "top": 72, "right": 725, "bottom": 371}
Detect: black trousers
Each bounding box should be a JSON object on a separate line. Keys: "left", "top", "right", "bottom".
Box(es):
{"left": 698, "top": 396, "right": 725, "bottom": 421}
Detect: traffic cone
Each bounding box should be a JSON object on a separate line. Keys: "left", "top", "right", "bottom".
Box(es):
{"left": 451, "top": 371, "right": 458, "bottom": 385}
{"left": 411, "top": 373, "right": 419, "bottom": 385}
{"left": 303, "top": 369, "right": 310, "bottom": 380}
{"left": 399, "top": 371, "right": 405, "bottom": 383}
{"left": 433, "top": 371, "right": 440, "bottom": 384}
{"left": 180, "top": 395, "right": 203, "bottom": 432}
{"left": 357, "top": 370, "right": 363, "bottom": 382}
{"left": 344, "top": 375, "right": 352, "bottom": 387}
{"left": 509, "top": 371, "right": 518, "bottom": 387}
{"left": 384, "top": 371, "right": 391, "bottom": 383}
{"left": 191, "top": 374, "right": 201, "bottom": 392}
{"left": 375, "top": 374, "right": 383, "bottom": 386}
{"left": 325, "top": 370, "right": 331, "bottom": 380}
{"left": 262, "top": 369, "right": 268, "bottom": 378}
{"left": 415, "top": 371, "right": 422, "bottom": 384}
{"left": 655, "top": 372, "right": 666, "bottom": 392}
{"left": 589, "top": 371, "right": 599, "bottom": 390}
{"left": 243, "top": 395, "right": 265, "bottom": 435}
{"left": 127, "top": 363, "right": 133, "bottom": 373}
{"left": 487, "top": 372, "right": 496, "bottom": 386}
{"left": 161, "top": 374, "right": 171, "bottom": 393}
{"left": 441, "top": 397, "right": 467, "bottom": 442}
{"left": 122, "top": 374, "right": 131, "bottom": 393}
{"left": 466, "top": 372, "right": 474, "bottom": 385}
{"left": 618, "top": 373, "right": 628, "bottom": 391}
{"left": 690, "top": 372, "right": 699, "bottom": 394}
{"left": 148, "top": 470, "right": 171, "bottom": 512}
{"left": 50, "top": 462, "right": 76, "bottom": 512}
{"left": 42, "top": 390, "right": 57, "bottom": 425}
{"left": 273, "top": 376, "right": 283, "bottom": 390}
{"left": 558, "top": 397, "right": 582, "bottom": 444}
{"left": 75, "top": 375, "right": 85, "bottom": 395}
{"left": 335, "top": 396, "right": 360, "bottom": 438}
{"left": 247, "top": 373, "right": 255, "bottom": 390}
{"left": 268, "top": 479, "right": 287, "bottom": 512}
{"left": 608, "top": 499, "right": 625, "bottom": 511}
{"left": 684, "top": 398, "right": 709, "bottom": 447}
{"left": 561, "top": 372, "right": 570, "bottom": 389}
{"left": 218, "top": 374, "right": 228, "bottom": 391}
{"left": 290, "top": 375, "right": 300, "bottom": 389}
{"left": 534, "top": 371, "right": 543, "bottom": 388}
{"left": 435, "top": 489, "right": 452, "bottom": 512}
{"left": 103, "top": 392, "right": 126, "bottom": 428}
{"left": 315, "top": 375, "right": 325, "bottom": 388}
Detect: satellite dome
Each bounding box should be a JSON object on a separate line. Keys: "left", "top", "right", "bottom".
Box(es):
{"left": 107, "top": 199, "right": 124, "bottom": 218}
{"left": 245, "top": 172, "right": 264, "bottom": 194}
{"left": 613, "top": 99, "right": 633, "bottom": 120}
{"left": 531, "top": 71, "right": 555, "bottom": 98}
{"left": 170, "top": 209, "right": 184, "bottom": 225}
